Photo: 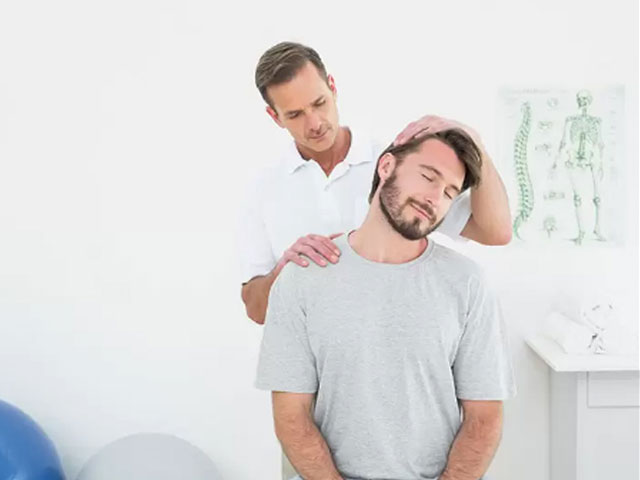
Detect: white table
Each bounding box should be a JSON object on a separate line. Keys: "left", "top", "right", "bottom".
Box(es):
{"left": 525, "top": 334, "right": 639, "bottom": 480}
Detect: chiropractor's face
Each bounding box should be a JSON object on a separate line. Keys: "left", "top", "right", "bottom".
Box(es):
{"left": 265, "top": 62, "right": 340, "bottom": 153}
{"left": 378, "top": 139, "right": 465, "bottom": 240}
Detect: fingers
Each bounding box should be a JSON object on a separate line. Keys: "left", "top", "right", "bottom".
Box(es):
{"left": 281, "top": 234, "right": 343, "bottom": 269}
{"left": 394, "top": 115, "right": 446, "bottom": 146}
{"left": 297, "top": 244, "right": 330, "bottom": 266}
{"left": 311, "top": 234, "right": 341, "bottom": 258}
{"left": 301, "top": 235, "right": 340, "bottom": 264}
{"left": 394, "top": 121, "right": 423, "bottom": 146}
{"left": 281, "top": 250, "right": 308, "bottom": 268}
{"left": 394, "top": 115, "right": 480, "bottom": 147}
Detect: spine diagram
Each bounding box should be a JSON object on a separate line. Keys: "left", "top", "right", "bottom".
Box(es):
{"left": 512, "top": 102, "right": 534, "bottom": 239}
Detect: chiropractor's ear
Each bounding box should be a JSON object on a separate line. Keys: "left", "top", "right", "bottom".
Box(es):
{"left": 266, "top": 105, "right": 284, "bottom": 128}
{"left": 327, "top": 74, "right": 337, "bottom": 96}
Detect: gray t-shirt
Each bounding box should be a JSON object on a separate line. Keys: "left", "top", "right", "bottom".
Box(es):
{"left": 255, "top": 233, "right": 516, "bottom": 480}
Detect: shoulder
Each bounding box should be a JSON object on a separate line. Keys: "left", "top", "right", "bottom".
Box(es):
{"left": 250, "top": 160, "right": 285, "bottom": 188}
{"left": 430, "top": 242, "right": 486, "bottom": 282}
{"left": 273, "top": 259, "right": 336, "bottom": 304}
{"left": 366, "top": 132, "right": 389, "bottom": 162}
{"left": 245, "top": 153, "right": 292, "bottom": 200}
{"left": 429, "top": 243, "right": 497, "bottom": 309}
{"left": 349, "top": 126, "right": 387, "bottom": 163}
{"left": 282, "top": 255, "right": 341, "bottom": 282}
{"left": 270, "top": 262, "right": 302, "bottom": 301}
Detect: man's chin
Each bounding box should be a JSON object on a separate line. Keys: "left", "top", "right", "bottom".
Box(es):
{"left": 426, "top": 217, "right": 444, "bottom": 235}
{"left": 312, "top": 142, "right": 332, "bottom": 153}
{"left": 411, "top": 222, "right": 441, "bottom": 239}
{"left": 394, "top": 220, "right": 432, "bottom": 241}
{"left": 307, "top": 131, "right": 337, "bottom": 151}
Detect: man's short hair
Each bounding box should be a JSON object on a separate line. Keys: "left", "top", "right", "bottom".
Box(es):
{"left": 255, "top": 41, "right": 329, "bottom": 108}
{"left": 368, "top": 129, "right": 483, "bottom": 203}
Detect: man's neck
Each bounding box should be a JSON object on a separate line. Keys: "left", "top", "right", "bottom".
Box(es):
{"left": 296, "top": 126, "right": 352, "bottom": 177}
{"left": 348, "top": 204, "right": 428, "bottom": 265}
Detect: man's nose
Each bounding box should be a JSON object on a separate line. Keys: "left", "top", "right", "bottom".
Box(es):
{"left": 306, "top": 112, "right": 322, "bottom": 132}
{"left": 421, "top": 188, "right": 441, "bottom": 213}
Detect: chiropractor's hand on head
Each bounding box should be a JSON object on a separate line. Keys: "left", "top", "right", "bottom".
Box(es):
{"left": 394, "top": 115, "right": 483, "bottom": 148}
{"left": 273, "top": 233, "right": 343, "bottom": 277}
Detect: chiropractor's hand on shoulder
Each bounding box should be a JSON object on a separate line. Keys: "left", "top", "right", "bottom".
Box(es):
{"left": 273, "top": 233, "right": 344, "bottom": 278}
{"left": 394, "top": 114, "right": 483, "bottom": 148}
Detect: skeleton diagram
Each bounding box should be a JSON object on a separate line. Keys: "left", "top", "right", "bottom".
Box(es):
{"left": 551, "top": 90, "right": 605, "bottom": 245}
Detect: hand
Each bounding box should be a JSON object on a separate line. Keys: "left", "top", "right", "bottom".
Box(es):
{"left": 394, "top": 115, "right": 481, "bottom": 148}
{"left": 273, "top": 233, "right": 343, "bottom": 277}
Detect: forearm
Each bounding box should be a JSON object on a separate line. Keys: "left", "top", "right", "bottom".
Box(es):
{"left": 439, "top": 415, "right": 503, "bottom": 480}
{"left": 240, "top": 271, "right": 277, "bottom": 324}
{"left": 469, "top": 147, "right": 512, "bottom": 245}
{"left": 276, "top": 416, "right": 343, "bottom": 480}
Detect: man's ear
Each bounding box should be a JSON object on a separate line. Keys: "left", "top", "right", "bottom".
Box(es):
{"left": 327, "top": 74, "right": 337, "bottom": 97}
{"left": 266, "top": 105, "right": 284, "bottom": 128}
{"left": 377, "top": 153, "right": 397, "bottom": 182}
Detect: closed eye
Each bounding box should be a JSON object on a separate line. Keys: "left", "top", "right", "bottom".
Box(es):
{"left": 314, "top": 100, "right": 326, "bottom": 107}
{"left": 422, "top": 174, "right": 455, "bottom": 199}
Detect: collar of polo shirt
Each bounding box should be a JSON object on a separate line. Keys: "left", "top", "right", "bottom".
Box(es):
{"left": 286, "top": 128, "right": 373, "bottom": 175}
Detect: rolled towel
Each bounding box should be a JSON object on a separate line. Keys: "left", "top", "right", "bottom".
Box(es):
{"left": 579, "top": 293, "right": 617, "bottom": 333}
{"left": 542, "top": 312, "right": 597, "bottom": 354}
{"left": 578, "top": 293, "right": 638, "bottom": 355}
{"left": 594, "top": 325, "right": 639, "bottom": 355}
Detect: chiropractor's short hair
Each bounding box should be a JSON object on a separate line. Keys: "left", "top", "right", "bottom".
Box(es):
{"left": 255, "top": 41, "right": 329, "bottom": 108}
{"left": 368, "top": 129, "right": 483, "bottom": 204}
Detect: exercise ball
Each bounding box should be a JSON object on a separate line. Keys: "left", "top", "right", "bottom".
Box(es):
{"left": 76, "top": 433, "right": 220, "bottom": 480}
{"left": 0, "top": 399, "right": 65, "bottom": 480}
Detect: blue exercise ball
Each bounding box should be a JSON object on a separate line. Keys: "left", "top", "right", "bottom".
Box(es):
{"left": 0, "top": 399, "right": 65, "bottom": 480}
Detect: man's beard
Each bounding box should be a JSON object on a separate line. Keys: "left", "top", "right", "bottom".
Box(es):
{"left": 379, "top": 171, "right": 444, "bottom": 240}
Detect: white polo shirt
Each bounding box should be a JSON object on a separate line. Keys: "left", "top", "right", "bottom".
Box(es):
{"left": 237, "top": 128, "right": 471, "bottom": 284}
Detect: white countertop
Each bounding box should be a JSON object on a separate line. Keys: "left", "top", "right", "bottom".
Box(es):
{"left": 525, "top": 334, "right": 640, "bottom": 372}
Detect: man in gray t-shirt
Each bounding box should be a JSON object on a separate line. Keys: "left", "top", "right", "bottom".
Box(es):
{"left": 255, "top": 128, "right": 517, "bottom": 480}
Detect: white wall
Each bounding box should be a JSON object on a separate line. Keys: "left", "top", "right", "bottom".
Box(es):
{"left": 0, "top": 0, "right": 637, "bottom": 479}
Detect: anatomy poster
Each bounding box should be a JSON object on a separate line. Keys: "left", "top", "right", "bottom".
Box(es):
{"left": 497, "top": 87, "right": 625, "bottom": 247}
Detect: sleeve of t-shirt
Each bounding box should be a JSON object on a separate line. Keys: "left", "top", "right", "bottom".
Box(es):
{"left": 254, "top": 264, "right": 318, "bottom": 393}
{"left": 452, "top": 274, "right": 517, "bottom": 400}
{"left": 434, "top": 190, "right": 472, "bottom": 240}
{"left": 236, "top": 172, "right": 278, "bottom": 285}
